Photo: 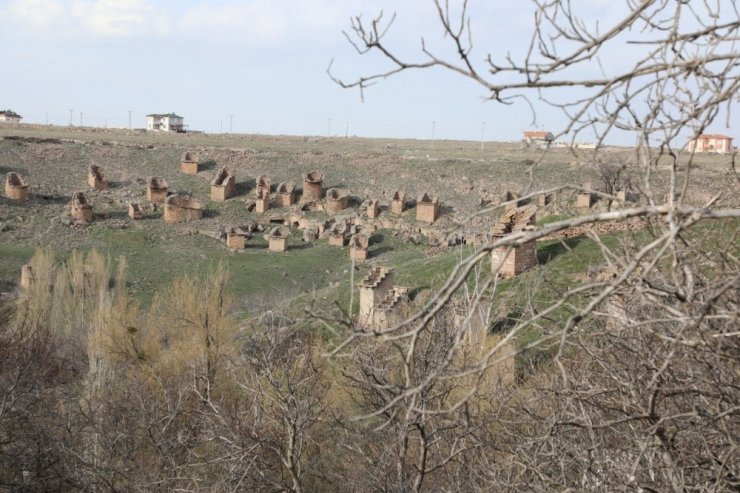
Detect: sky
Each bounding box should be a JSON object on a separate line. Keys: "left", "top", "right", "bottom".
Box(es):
{"left": 0, "top": 0, "right": 737, "bottom": 145}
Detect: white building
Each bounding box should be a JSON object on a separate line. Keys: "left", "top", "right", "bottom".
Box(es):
{"left": 0, "top": 110, "right": 22, "bottom": 123}
{"left": 146, "top": 113, "right": 185, "bottom": 132}
{"left": 687, "top": 134, "right": 734, "bottom": 154}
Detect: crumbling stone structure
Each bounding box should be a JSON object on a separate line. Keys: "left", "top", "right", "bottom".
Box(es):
{"left": 268, "top": 226, "right": 289, "bottom": 252}
{"left": 70, "top": 192, "right": 93, "bottom": 223}
{"left": 504, "top": 191, "right": 520, "bottom": 213}
{"left": 391, "top": 191, "right": 406, "bottom": 215}
{"left": 88, "top": 165, "right": 108, "bottom": 190}
{"left": 146, "top": 176, "right": 168, "bottom": 204}
{"left": 373, "top": 287, "right": 410, "bottom": 329}
{"left": 164, "top": 194, "right": 204, "bottom": 223}
{"left": 576, "top": 181, "right": 593, "bottom": 208}
{"left": 275, "top": 181, "right": 296, "bottom": 207}
{"left": 302, "top": 170, "right": 324, "bottom": 201}
{"left": 4, "top": 172, "right": 29, "bottom": 201}
{"left": 350, "top": 234, "right": 369, "bottom": 261}
{"left": 226, "top": 227, "right": 249, "bottom": 249}
{"left": 210, "top": 167, "right": 236, "bottom": 202}
{"left": 325, "top": 188, "right": 349, "bottom": 214}
{"left": 180, "top": 152, "right": 199, "bottom": 174}
{"left": 328, "top": 221, "right": 348, "bottom": 247}
{"left": 255, "top": 175, "right": 271, "bottom": 197}
{"left": 255, "top": 188, "right": 270, "bottom": 213}
{"left": 367, "top": 199, "right": 380, "bottom": 218}
{"left": 20, "top": 264, "right": 33, "bottom": 291}
{"left": 128, "top": 202, "right": 143, "bottom": 220}
{"left": 490, "top": 205, "right": 538, "bottom": 278}
{"left": 359, "top": 267, "right": 409, "bottom": 329}
{"left": 416, "top": 193, "right": 440, "bottom": 224}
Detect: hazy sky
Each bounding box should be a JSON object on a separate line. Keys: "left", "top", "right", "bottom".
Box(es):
{"left": 1, "top": 0, "right": 737, "bottom": 144}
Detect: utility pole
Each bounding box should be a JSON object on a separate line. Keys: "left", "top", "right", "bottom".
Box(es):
{"left": 327, "top": 117, "right": 332, "bottom": 137}
{"left": 432, "top": 121, "right": 436, "bottom": 148}
{"left": 229, "top": 114, "right": 234, "bottom": 133}
{"left": 80, "top": 112, "right": 83, "bottom": 126}
{"left": 69, "top": 109, "right": 74, "bottom": 126}
{"left": 480, "top": 121, "right": 485, "bottom": 151}
{"left": 345, "top": 121, "right": 349, "bottom": 138}
{"left": 128, "top": 110, "right": 132, "bottom": 129}
{"left": 104, "top": 118, "right": 108, "bottom": 128}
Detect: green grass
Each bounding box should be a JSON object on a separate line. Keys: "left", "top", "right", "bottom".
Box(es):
{"left": 0, "top": 243, "right": 35, "bottom": 291}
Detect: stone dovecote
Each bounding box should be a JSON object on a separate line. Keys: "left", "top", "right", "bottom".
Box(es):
{"left": 490, "top": 205, "right": 538, "bottom": 278}
{"left": 416, "top": 193, "right": 440, "bottom": 223}
{"left": 302, "top": 170, "right": 324, "bottom": 201}
{"left": 164, "top": 194, "right": 204, "bottom": 223}
{"left": 4, "top": 172, "right": 29, "bottom": 201}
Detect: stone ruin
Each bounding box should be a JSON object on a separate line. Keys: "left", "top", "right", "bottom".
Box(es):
{"left": 350, "top": 233, "right": 369, "bottom": 261}
{"left": 146, "top": 176, "right": 168, "bottom": 204}
{"left": 490, "top": 204, "right": 538, "bottom": 279}
{"left": 300, "top": 201, "right": 323, "bottom": 212}
{"left": 538, "top": 192, "right": 553, "bottom": 207}
{"left": 128, "top": 202, "right": 143, "bottom": 220}
{"left": 256, "top": 188, "right": 270, "bottom": 213}
{"left": 268, "top": 226, "right": 289, "bottom": 252}
{"left": 88, "top": 165, "right": 108, "bottom": 190}
{"left": 226, "top": 226, "right": 249, "bottom": 249}
{"left": 20, "top": 264, "right": 33, "bottom": 292}
{"left": 325, "top": 188, "right": 349, "bottom": 214}
{"left": 391, "top": 190, "right": 406, "bottom": 215}
{"left": 256, "top": 175, "right": 271, "bottom": 196}
{"left": 70, "top": 192, "right": 93, "bottom": 223}
{"left": 210, "top": 167, "right": 236, "bottom": 202}
{"left": 504, "top": 191, "right": 520, "bottom": 213}
{"left": 4, "top": 172, "right": 29, "bottom": 201}
{"left": 416, "top": 193, "right": 440, "bottom": 224}
{"left": 328, "top": 221, "right": 349, "bottom": 246}
{"left": 576, "top": 181, "right": 593, "bottom": 208}
{"left": 180, "top": 151, "right": 199, "bottom": 174}
{"left": 164, "top": 194, "right": 204, "bottom": 223}
{"left": 275, "top": 181, "right": 296, "bottom": 207}
{"left": 367, "top": 198, "right": 380, "bottom": 218}
{"left": 302, "top": 170, "right": 324, "bottom": 201}
{"left": 359, "top": 267, "right": 409, "bottom": 329}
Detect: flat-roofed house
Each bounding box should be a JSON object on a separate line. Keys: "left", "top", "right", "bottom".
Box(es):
{"left": 146, "top": 113, "right": 185, "bottom": 132}
{"left": 0, "top": 110, "right": 22, "bottom": 123}
{"left": 687, "top": 134, "right": 734, "bottom": 154}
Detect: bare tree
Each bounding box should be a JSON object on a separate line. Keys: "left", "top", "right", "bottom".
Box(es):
{"left": 327, "top": 1, "right": 740, "bottom": 490}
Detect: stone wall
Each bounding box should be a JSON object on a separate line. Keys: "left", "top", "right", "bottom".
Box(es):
{"left": 181, "top": 152, "right": 199, "bottom": 174}
{"left": 416, "top": 194, "right": 439, "bottom": 223}
{"left": 391, "top": 191, "right": 406, "bottom": 215}
{"left": 128, "top": 203, "right": 143, "bottom": 220}
{"left": 70, "top": 192, "right": 93, "bottom": 223}
{"left": 4, "top": 172, "right": 29, "bottom": 201}
{"left": 88, "top": 165, "right": 108, "bottom": 190}
{"left": 147, "top": 177, "right": 168, "bottom": 204}
{"left": 367, "top": 199, "right": 379, "bottom": 218}
{"left": 491, "top": 240, "right": 537, "bottom": 278}
{"left": 302, "top": 170, "right": 324, "bottom": 201}
{"left": 359, "top": 267, "right": 394, "bottom": 328}
{"left": 164, "top": 195, "right": 204, "bottom": 223}
{"left": 326, "top": 188, "right": 349, "bottom": 214}
{"left": 275, "top": 181, "right": 295, "bottom": 207}
{"left": 210, "top": 167, "right": 236, "bottom": 202}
